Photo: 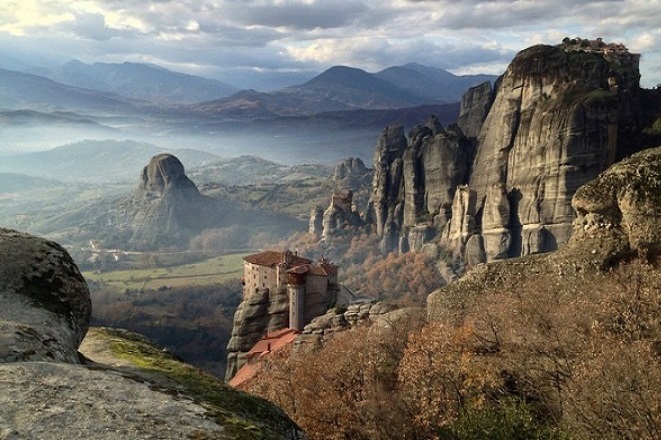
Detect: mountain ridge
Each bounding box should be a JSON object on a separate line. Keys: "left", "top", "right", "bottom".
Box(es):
{"left": 46, "top": 60, "right": 238, "bottom": 104}
{"left": 194, "top": 64, "right": 496, "bottom": 118}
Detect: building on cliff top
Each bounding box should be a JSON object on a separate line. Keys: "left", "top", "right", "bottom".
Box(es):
{"left": 241, "top": 250, "right": 339, "bottom": 331}
{"left": 231, "top": 250, "right": 339, "bottom": 387}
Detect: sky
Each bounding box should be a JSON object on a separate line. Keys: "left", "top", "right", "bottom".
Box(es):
{"left": 0, "top": 0, "right": 660, "bottom": 89}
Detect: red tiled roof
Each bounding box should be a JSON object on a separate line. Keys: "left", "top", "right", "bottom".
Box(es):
{"left": 287, "top": 262, "right": 338, "bottom": 277}
{"left": 228, "top": 361, "right": 261, "bottom": 388}
{"left": 287, "top": 265, "right": 309, "bottom": 275}
{"left": 243, "top": 250, "right": 311, "bottom": 267}
{"left": 248, "top": 328, "right": 299, "bottom": 355}
{"left": 229, "top": 328, "right": 299, "bottom": 388}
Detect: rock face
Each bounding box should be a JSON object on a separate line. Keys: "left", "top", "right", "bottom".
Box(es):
{"left": 0, "top": 229, "right": 305, "bottom": 439}
{"left": 313, "top": 157, "right": 373, "bottom": 239}
{"left": 294, "top": 301, "right": 398, "bottom": 351}
{"left": 112, "top": 153, "right": 217, "bottom": 250}
{"left": 333, "top": 157, "right": 371, "bottom": 188}
{"left": 366, "top": 42, "right": 649, "bottom": 263}
{"left": 457, "top": 81, "right": 495, "bottom": 138}
{"left": 225, "top": 287, "right": 290, "bottom": 381}
{"left": 428, "top": 144, "right": 661, "bottom": 322}
{"left": 467, "top": 45, "right": 641, "bottom": 260}
{"left": 0, "top": 228, "right": 91, "bottom": 363}
{"left": 367, "top": 121, "right": 474, "bottom": 253}
{"left": 321, "top": 189, "right": 362, "bottom": 239}
{"left": 570, "top": 146, "right": 661, "bottom": 259}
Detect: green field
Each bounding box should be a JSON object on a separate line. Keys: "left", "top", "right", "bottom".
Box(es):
{"left": 83, "top": 253, "right": 247, "bottom": 291}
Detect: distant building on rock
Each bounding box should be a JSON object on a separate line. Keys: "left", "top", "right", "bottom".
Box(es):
{"left": 229, "top": 250, "right": 339, "bottom": 386}
{"left": 241, "top": 250, "right": 339, "bottom": 331}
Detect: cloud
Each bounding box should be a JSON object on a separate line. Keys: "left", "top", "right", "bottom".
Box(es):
{"left": 285, "top": 36, "right": 514, "bottom": 73}
{"left": 0, "top": 0, "right": 74, "bottom": 36}
{"left": 219, "top": 0, "right": 371, "bottom": 30}
{"left": 0, "top": 0, "right": 659, "bottom": 88}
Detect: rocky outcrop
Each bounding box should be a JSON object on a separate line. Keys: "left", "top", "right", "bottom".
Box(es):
{"left": 112, "top": 153, "right": 217, "bottom": 250}
{"left": 569, "top": 146, "right": 661, "bottom": 260}
{"left": 0, "top": 228, "right": 91, "bottom": 363}
{"left": 457, "top": 81, "right": 495, "bottom": 138}
{"left": 321, "top": 189, "right": 362, "bottom": 239}
{"left": 368, "top": 121, "right": 474, "bottom": 253}
{"left": 294, "top": 301, "right": 398, "bottom": 351}
{"left": 333, "top": 157, "right": 371, "bottom": 188}
{"left": 309, "top": 205, "right": 324, "bottom": 235}
{"left": 428, "top": 144, "right": 661, "bottom": 323}
{"left": 366, "top": 41, "right": 648, "bottom": 263}
{"left": 225, "top": 287, "right": 290, "bottom": 381}
{"left": 468, "top": 44, "right": 642, "bottom": 259}
{"left": 0, "top": 229, "right": 304, "bottom": 439}
{"left": 367, "top": 125, "right": 408, "bottom": 238}
{"left": 312, "top": 157, "right": 373, "bottom": 239}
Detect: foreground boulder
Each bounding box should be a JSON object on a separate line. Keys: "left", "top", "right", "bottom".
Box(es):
{"left": 0, "top": 228, "right": 91, "bottom": 363}
{"left": 0, "top": 229, "right": 305, "bottom": 439}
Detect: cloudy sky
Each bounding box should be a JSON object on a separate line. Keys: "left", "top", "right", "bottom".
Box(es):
{"left": 1, "top": 0, "right": 659, "bottom": 89}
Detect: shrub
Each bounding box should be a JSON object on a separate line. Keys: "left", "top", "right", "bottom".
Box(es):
{"left": 440, "top": 398, "right": 570, "bottom": 440}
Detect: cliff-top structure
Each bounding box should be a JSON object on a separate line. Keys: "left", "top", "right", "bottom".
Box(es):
{"left": 226, "top": 250, "right": 339, "bottom": 381}
{"left": 363, "top": 39, "right": 655, "bottom": 268}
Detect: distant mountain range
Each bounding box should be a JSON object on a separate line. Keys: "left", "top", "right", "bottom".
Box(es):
{"left": 0, "top": 59, "right": 496, "bottom": 161}
{"left": 192, "top": 64, "right": 497, "bottom": 118}
{"left": 1, "top": 60, "right": 495, "bottom": 117}
{"left": 44, "top": 60, "right": 238, "bottom": 105}
{"left": 0, "top": 68, "right": 138, "bottom": 115}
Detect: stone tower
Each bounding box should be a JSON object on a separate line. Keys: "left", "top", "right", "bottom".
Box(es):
{"left": 287, "top": 269, "right": 307, "bottom": 332}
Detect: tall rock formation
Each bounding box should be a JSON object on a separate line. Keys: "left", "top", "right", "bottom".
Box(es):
{"left": 366, "top": 40, "right": 650, "bottom": 263}
{"left": 428, "top": 144, "right": 661, "bottom": 322}
{"left": 457, "top": 81, "right": 495, "bottom": 138}
{"left": 103, "top": 153, "right": 222, "bottom": 250}
{"left": 367, "top": 125, "right": 408, "bottom": 239}
{"left": 321, "top": 189, "right": 362, "bottom": 239}
{"left": 368, "top": 118, "right": 475, "bottom": 253}
{"left": 468, "top": 44, "right": 642, "bottom": 260}
{"left": 312, "top": 157, "right": 372, "bottom": 239}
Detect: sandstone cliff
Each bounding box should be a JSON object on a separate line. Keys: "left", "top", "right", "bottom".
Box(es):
{"left": 225, "top": 286, "right": 290, "bottom": 381}
{"left": 366, "top": 42, "right": 654, "bottom": 264}
{"left": 113, "top": 153, "right": 219, "bottom": 250}
{"left": 428, "top": 143, "right": 661, "bottom": 320}
{"left": 312, "top": 157, "right": 372, "bottom": 239}
{"left": 0, "top": 228, "right": 304, "bottom": 439}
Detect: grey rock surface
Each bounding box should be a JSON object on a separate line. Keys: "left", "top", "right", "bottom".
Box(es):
{"left": 114, "top": 153, "right": 217, "bottom": 250}
{"left": 428, "top": 145, "right": 661, "bottom": 323}
{"left": 0, "top": 362, "right": 227, "bottom": 440}
{"left": 469, "top": 44, "right": 642, "bottom": 257}
{"left": 365, "top": 43, "right": 646, "bottom": 266}
{"left": 368, "top": 125, "right": 407, "bottom": 238}
{"left": 457, "top": 81, "right": 494, "bottom": 138}
{"left": 225, "top": 287, "right": 289, "bottom": 381}
{"left": 571, "top": 145, "right": 661, "bottom": 258}
{"left": 0, "top": 229, "right": 90, "bottom": 363}
{"left": 295, "top": 301, "right": 398, "bottom": 351}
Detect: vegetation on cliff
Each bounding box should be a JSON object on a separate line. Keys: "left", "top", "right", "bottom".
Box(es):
{"left": 242, "top": 256, "right": 661, "bottom": 439}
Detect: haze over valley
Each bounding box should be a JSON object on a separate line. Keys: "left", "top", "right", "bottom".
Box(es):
{"left": 0, "top": 60, "right": 475, "bottom": 164}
